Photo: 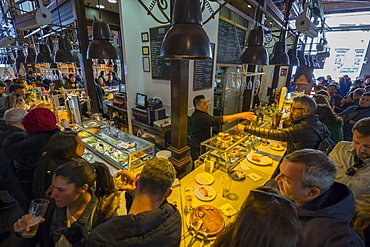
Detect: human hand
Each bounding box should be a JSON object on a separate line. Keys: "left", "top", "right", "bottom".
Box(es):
{"left": 240, "top": 112, "right": 255, "bottom": 121}
{"left": 115, "top": 170, "right": 140, "bottom": 193}
{"left": 234, "top": 124, "right": 245, "bottom": 132}
{"left": 13, "top": 214, "right": 45, "bottom": 232}
{"left": 61, "top": 119, "right": 70, "bottom": 129}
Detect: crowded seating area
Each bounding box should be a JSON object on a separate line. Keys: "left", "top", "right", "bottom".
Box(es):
{"left": 0, "top": 72, "right": 369, "bottom": 247}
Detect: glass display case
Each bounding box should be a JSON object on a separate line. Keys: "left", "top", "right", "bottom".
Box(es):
{"left": 199, "top": 127, "right": 261, "bottom": 172}
{"left": 74, "top": 119, "right": 155, "bottom": 171}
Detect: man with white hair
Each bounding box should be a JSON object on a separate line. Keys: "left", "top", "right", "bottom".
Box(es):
{"left": 0, "top": 108, "right": 28, "bottom": 211}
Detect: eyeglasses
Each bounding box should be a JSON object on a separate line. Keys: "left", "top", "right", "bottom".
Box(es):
{"left": 250, "top": 190, "right": 299, "bottom": 207}
{"left": 345, "top": 160, "right": 366, "bottom": 177}
{"left": 291, "top": 107, "right": 305, "bottom": 111}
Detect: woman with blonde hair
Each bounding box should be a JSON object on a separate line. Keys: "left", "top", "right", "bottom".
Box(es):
{"left": 353, "top": 195, "right": 370, "bottom": 246}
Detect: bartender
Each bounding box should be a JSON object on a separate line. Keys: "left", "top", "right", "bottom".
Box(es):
{"left": 190, "top": 95, "right": 254, "bottom": 163}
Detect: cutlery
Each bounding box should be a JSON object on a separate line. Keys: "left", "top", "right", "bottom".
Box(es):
{"left": 181, "top": 221, "right": 197, "bottom": 239}
{"left": 187, "top": 219, "right": 203, "bottom": 247}
{"left": 199, "top": 228, "right": 210, "bottom": 247}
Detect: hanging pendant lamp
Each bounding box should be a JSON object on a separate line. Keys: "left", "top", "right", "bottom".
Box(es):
{"left": 287, "top": 48, "right": 300, "bottom": 66}
{"left": 270, "top": 41, "right": 290, "bottom": 65}
{"left": 87, "top": 19, "right": 120, "bottom": 59}
{"left": 26, "top": 46, "right": 37, "bottom": 63}
{"left": 239, "top": 26, "right": 269, "bottom": 65}
{"left": 160, "top": 0, "right": 212, "bottom": 60}
{"left": 54, "top": 36, "right": 80, "bottom": 63}
{"left": 97, "top": 59, "right": 106, "bottom": 64}
{"left": 36, "top": 43, "right": 53, "bottom": 63}
{"left": 16, "top": 49, "right": 26, "bottom": 64}
{"left": 6, "top": 54, "right": 15, "bottom": 65}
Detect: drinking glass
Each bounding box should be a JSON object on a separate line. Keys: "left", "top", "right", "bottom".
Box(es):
{"left": 184, "top": 186, "right": 194, "bottom": 212}
{"left": 22, "top": 199, "right": 49, "bottom": 238}
{"left": 222, "top": 176, "right": 232, "bottom": 198}
{"left": 114, "top": 170, "right": 128, "bottom": 190}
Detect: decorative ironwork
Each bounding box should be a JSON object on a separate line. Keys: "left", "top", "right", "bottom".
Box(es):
{"left": 136, "top": 0, "right": 230, "bottom": 25}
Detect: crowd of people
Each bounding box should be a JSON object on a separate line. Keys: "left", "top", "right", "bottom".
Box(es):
{"left": 0, "top": 73, "right": 369, "bottom": 246}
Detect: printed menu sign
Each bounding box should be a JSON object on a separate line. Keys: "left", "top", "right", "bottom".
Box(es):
{"left": 216, "top": 16, "right": 247, "bottom": 64}
{"left": 193, "top": 43, "right": 215, "bottom": 91}
{"left": 149, "top": 25, "right": 171, "bottom": 80}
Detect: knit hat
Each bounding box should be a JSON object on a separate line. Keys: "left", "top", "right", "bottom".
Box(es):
{"left": 22, "top": 107, "right": 57, "bottom": 134}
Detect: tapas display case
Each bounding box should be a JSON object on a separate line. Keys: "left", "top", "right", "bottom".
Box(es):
{"left": 74, "top": 120, "right": 155, "bottom": 171}
{"left": 198, "top": 127, "right": 261, "bottom": 172}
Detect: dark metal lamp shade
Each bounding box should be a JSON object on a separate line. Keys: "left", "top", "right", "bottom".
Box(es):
{"left": 87, "top": 20, "right": 120, "bottom": 59}
{"left": 238, "top": 27, "right": 269, "bottom": 65}
{"left": 298, "top": 50, "right": 307, "bottom": 66}
{"left": 16, "top": 49, "right": 25, "bottom": 64}
{"left": 287, "top": 48, "right": 300, "bottom": 66}
{"left": 160, "top": 0, "right": 212, "bottom": 60}
{"left": 36, "top": 44, "right": 53, "bottom": 63}
{"left": 270, "top": 41, "right": 290, "bottom": 66}
{"left": 26, "top": 47, "right": 36, "bottom": 63}
{"left": 6, "top": 55, "right": 14, "bottom": 64}
{"left": 55, "top": 37, "right": 79, "bottom": 63}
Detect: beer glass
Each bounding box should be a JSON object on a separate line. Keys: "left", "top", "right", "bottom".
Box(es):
{"left": 22, "top": 199, "right": 49, "bottom": 238}
{"left": 184, "top": 186, "right": 194, "bottom": 212}
{"left": 222, "top": 176, "right": 232, "bottom": 198}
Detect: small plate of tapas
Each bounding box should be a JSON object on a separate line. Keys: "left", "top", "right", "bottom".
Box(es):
{"left": 247, "top": 153, "right": 273, "bottom": 166}
{"left": 269, "top": 143, "right": 285, "bottom": 151}
{"left": 195, "top": 173, "right": 215, "bottom": 185}
{"left": 217, "top": 132, "right": 232, "bottom": 142}
{"left": 194, "top": 186, "right": 216, "bottom": 201}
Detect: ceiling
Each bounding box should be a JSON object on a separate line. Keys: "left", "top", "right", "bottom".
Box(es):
{"left": 83, "top": 0, "right": 119, "bottom": 13}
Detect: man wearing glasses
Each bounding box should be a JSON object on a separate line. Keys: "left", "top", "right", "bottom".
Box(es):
{"left": 236, "top": 95, "right": 330, "bottom": 154}
{"left": 275, "top": 149, "right": 364, "bottom": 247}
{"left": 329, "top": 117, "right": 370, "bottom": 202}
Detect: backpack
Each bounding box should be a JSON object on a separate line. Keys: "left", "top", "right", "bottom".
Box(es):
{"left": 310, "top": 123, "right": 336, "bottom": 155}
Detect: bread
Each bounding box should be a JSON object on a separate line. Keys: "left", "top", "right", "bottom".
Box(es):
{"left": 199, "top": 187, "right": 210, "bottom": 197}
{"left": 252, "top": 154, "right": 261, "bottom": 162}
{"left": 189, "top": 205, "right": 225, "bottom": 236}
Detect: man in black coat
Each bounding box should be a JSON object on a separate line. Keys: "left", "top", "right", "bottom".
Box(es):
{"left": 236, "top": 95, "right": 329, "bottom": 154}
{"left": 274, "top": 149, "right": 364, "bottom": 247}
{"left": 0, "top": 108, "right": 28, "bottom": 212}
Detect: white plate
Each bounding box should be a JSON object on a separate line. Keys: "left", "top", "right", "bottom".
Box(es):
{"left": 195, "top": 173, "right": 215, "bottom": 185}
{"left": 194, "top": 186, "right": 216, "bottom": 201}
{"left": 247, "top": 153, "right": 272, "bottom": 166}
{"left": 269, "top": 143, "right": 285, "bottom": 151}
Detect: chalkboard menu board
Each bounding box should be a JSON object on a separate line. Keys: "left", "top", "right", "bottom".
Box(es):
{"left": 149, "top": 25, "right": 171, "bottom": 80}
{"left": 193, "top": 43, "right": 215, "bottom": 91}
{"left": 217, "top": 16, "right": 247, "bottom": 64}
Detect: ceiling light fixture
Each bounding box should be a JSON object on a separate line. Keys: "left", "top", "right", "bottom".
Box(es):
{"left": 54, "top": 0, "right": 79, "bottom": 63}
{"left": 108, "top": 0, "right": 117, "bottom": 3}
{"left": 87, "top": 0, "right": 120, "bottom": 59}
{"left": 160, "top": 0, "right": 212, "bottom": 60}
{"left": 238, "top": 2, "right": 269, "bottom": 65}
{"left": 96, "top": 5, "right": 105, "bottom": 9}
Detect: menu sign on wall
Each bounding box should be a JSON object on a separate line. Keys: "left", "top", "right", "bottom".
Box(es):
{"left": 149, "top": 25, "right": 171, "bottom": 80}
{"left": 193, "top": 43, "right": 215, "bottom": 91}
{"left": 216, "top": 16, "right": 247, "bottom": 64}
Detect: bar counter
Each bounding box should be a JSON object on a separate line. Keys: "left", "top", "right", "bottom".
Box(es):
{"left": 167, "top": 140, "right": 285, "bottom": 247}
